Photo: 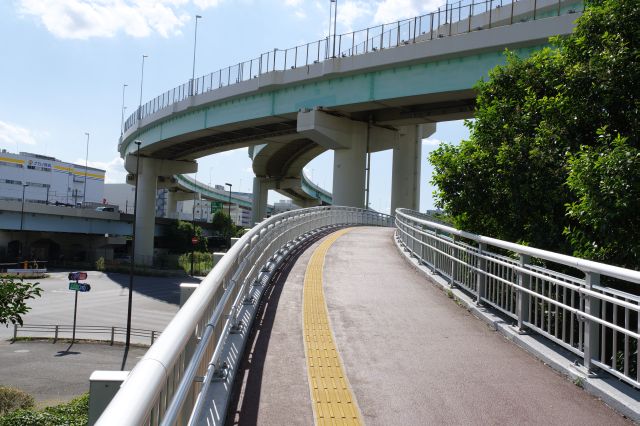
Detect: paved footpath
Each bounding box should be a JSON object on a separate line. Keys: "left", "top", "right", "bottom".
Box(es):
{"left": 227, "top": 227, "right": 631, "bottom": 425}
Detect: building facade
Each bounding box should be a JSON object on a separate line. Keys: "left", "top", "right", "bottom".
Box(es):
{"left": 0, "top": 150, "right": 105, "bottom": 205}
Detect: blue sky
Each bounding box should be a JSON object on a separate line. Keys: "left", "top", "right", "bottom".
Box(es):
{"left": 0, "top": 0, "right": 469, "bottom": 213}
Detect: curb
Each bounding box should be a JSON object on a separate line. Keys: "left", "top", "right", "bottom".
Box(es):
{"left": 393, "top": 233, "right": 640, "bottom": 423}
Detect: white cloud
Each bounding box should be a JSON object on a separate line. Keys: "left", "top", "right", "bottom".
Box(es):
{"left": 338, "top": 1, "right": 372, "bottom": 32}
{"left": 373, "top": 0, "right": 441, "bottom": 24}
{"left": 422, "top": 137, "right": 442, "bottom": 146}
{"left": 17, "top": 0, "right": 198, "bottom": 39}
{"left": 0, "top": 121, "right": 39, "bottom": 149}
{"left": 193, "top": 0, "right": 224, "bottom": 9}
{"left": 84, "top": 156, "right": 127, "bottom": 183}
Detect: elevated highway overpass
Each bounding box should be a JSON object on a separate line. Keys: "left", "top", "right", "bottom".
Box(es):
{"left": 118, "top": 0, "right": 583, "bottom": 262}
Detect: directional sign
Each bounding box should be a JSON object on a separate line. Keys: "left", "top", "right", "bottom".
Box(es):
{"left": 68, "top": 272, "right": 88, "bottom": 281}
{"left": 69, "top": 282, "right": 91, "bottom": 292}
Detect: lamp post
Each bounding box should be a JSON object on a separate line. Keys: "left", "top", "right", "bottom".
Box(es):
{"left": 125, "top": 140, "right": 142, "bottom": 349}
{"left": 330, "top": 0, "right": 338, "bottom": 57}
{"left": 138, "top": 55, "right": 148, "bottom": 120}
{"left": 20, "top": 183, "right": 29, "bottom": 260}
{"left": 191, "top": 15, "right": 202, "bottom": 96}
{"left": 83, "top": 132, "right": 90, "bottom": 206}
{"left": 120, "top": 83, "right": 128, "bottom": 136}
{"left": 191, "top": 174, "right": 197, "bottom": 276}
{"left": 225, "top": 182, "right": 232, "bottom": 217}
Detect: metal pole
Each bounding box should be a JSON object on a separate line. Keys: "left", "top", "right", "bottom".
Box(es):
{"left": 191, "top": 175, "right": 197, "bottom": 276}
{"left": 191, "top": 15, "right": 202, "bottom": 96}
{"left": 333, "top": 0, "right": 338, "bottom": 58}
{"left": 138, "top": 55, "right": 148, "bottom": 120}
{"left": 125, "top": 140, "right": 142, "bottom": 348}
{"left": 83, "top": 132, "right": 89, "bottom": 206}
{"left": 72, "top": 289, "right": 78, "bottom": 344}
{"left": 120, "top": 83, "right": 128, "bottom": 136}
{"left": 226, "top": 183, "right": 232, "bottom": 217}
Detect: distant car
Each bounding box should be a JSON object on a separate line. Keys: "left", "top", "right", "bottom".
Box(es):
{"left": 96, "top": 206, "right": 115, "bottom": 212}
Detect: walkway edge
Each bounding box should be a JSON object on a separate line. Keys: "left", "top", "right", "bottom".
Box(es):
{"left": 392, "top": 232, "right": 640, "bottom": 423}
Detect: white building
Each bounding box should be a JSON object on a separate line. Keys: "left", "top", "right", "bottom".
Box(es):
{"left": 0, "top": 150, "right": 105, "bottom": 205}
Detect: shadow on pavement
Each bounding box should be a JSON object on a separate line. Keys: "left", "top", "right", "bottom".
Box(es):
{"left": 225, "top": 229, "right": 338, "bottom": 426}
{"left": 104, "top": 272, "right": 201, "bottom": 305}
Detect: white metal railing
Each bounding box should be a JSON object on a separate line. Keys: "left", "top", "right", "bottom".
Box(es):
{"left": 97, "top": 206, "right": 392, "bottom": 425}
{"left": 123, "top": 0, "right": 584, "bottom": 135}
{"left": 395, "top": 208, "right": 640, "bottom": 389}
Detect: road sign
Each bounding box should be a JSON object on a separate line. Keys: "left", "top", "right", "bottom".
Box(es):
{"left": 69, "top": 282, "right": 91, "bottom": 292}
{"left": 68, "top": 271, "right": 88, "bottom": 281}
{"left": 191, "top": 236, "right": 199, "bottom": 245}
{"left": 211, "top": 201, "right": 223, "bottom": 214}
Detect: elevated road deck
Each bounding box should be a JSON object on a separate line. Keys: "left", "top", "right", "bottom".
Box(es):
{"left": 227, "top": 227, "right": 629, "bottom": 425}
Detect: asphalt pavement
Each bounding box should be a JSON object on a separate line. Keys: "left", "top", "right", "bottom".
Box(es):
{"left": 0, "top": 270, "right": 197, "bottom": 405}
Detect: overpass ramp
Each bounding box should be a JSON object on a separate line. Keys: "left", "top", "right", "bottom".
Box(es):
{"left": 227, "top": 227, "right": 628, "bottom": 425}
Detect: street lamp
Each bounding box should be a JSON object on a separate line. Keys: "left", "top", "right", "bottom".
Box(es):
{"left": 83, "top": 132, "right": 90, "bottom": 206}
{"left": 330, "top": 0, "right": 338, "bottom": 58}
{"left": 225, "top": 182, "right": 232, "bottom": 217}
{"left": 20, "top": 183, "right": 29, "bottom": 260}
{"left": 120, "top": 83, "right": 128, "bottom": 136}
{"left": 191, "top": 15, "right": 202, "bottom": 96}
{"left": 125, "top": 140, "right": 142, "bottom": 349}
{"left": 191, "top": 174, "right": 197, "bottom": 276}
{"left": 138, "top": 55, "right": 148, "bottom": 120}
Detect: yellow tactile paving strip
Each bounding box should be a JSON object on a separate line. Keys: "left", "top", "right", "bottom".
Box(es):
{"left": 303, "top": 228, "right": 363, "bottom": 426}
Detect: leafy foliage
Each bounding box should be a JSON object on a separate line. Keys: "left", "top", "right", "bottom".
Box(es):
{"left": 164, "top": 220, "right": 208, "bottom": 253}
{"left": 211, "top": 211, "right": 236, "bottom": 240}
{"left": 0, "top": 393, "right": 88, "bottom": 426}
{"left": 430, "top": 0, "right": 640, "bottom": 266}
{"left": 0, "top": 277, "right": 42, "bottom": 326}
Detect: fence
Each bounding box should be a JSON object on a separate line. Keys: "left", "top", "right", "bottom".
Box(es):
{"left": 96, "top": 206, "right": 392, "bottom": 425}
{"left": 12, "top": 324, "right": 159, "bottom": 346}
{"left": 123, "top": 0, "right": 584, "bottom": 134}
{"left": 395, "top": 208, "right": 640, "bottom": 389}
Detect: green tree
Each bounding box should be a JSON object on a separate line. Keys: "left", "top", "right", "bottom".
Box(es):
{"left": 430, "top": 0, "right": 640, "bottom": 266}
{"left": 0, "top": 277, "right": 42, "bottom": 326}
{"left": 165, "top": 220, "right": 207, "bottom": 253}
{"left": 211, "top": 211, "right": 236, "bottom": 241}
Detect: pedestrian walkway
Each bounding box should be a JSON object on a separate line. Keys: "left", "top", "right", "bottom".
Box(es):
{"left": 227, "top": 227, "right": 630, "bottom": 425}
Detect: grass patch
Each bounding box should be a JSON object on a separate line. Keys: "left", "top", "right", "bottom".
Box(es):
{"left": 0, "top": 393, "right": 88, "bottom": 426}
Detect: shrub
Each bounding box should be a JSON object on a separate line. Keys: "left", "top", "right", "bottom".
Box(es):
{"left": 0, "top": 386, "right": 34, "bottom": 416}
{"left": 95, "top": 257, "right": 105, "bottom": 271}
{"left": 0, "top": 393, "right": 88, "bottom": 426}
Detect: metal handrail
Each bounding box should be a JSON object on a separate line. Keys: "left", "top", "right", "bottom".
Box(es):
{"left": 395, "top": 208, "right": 640, "bottom": 388}
{"left": 122, "top": 0, "right": 584, "bottom": 136}
{"left": 96, "top": 206, "right": 392, "bottom": 425}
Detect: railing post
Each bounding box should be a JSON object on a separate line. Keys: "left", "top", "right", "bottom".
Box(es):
{"left": 476, "top": 243, "right": 487, "bottom": 304}
{"left": 54, "top": 325, "right": 58, "bottom": 343}
{"left": 151, "top": 331, "right": 156, "bottom": 345}
{"left": 13, "top": 324, "right": 17, "bottom": 342}
{"left": 516, "top": 254, "right": 531, "bottom": 331}
{"left": 110, "top": 327, "right": 115, "bottom": 346}
{"left": 431, "top": 230, "right": 438, "bottom": 273}
{"left": 450, "top": 236, "right": 457, "bottom": 288}
{"left": 583, "top": 272, "right": 601, "bottom": 372}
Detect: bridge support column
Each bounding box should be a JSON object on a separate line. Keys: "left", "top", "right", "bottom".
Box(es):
{"left": 166, "top": 190, "right": 178, "bottom": 219}
{"left": 298, "top": 109, "right": 392, "bottom": 208}
{"left": 390, "top": 123, "right": 436, "bottom": 214}
{"left": 251, "top": 177, "right": 269, "bottom": 225}
{"left": 125, "top": 154, "right": 197, "bottom": 265}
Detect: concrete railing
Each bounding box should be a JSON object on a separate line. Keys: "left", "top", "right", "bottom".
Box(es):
{"left": 395, "top": 208, "right": 640, "bottom": 389}
{"left": 96, "top": 206, "right": 392, "bottom": 425}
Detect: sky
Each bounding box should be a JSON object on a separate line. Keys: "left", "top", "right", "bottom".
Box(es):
{"left": 0, "top": 0, "right": 470, "bottom": 214}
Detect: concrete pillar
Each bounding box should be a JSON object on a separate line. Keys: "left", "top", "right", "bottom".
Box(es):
{"left": 297, "top": 109, "right": 371, "bottom": 208}
{"left": 333, "top": 135, "right": 367, "bottom": 207}
{"left": 251, "top": 177, "right": 269, "bottom": 225}
{"left": 135, "top": 158, "right": 158, "bottom": 265}
{"left": 166, "top": 190, "right": 178, "bottom": 219}
{"left": 125, "top": 154, "right": 197, "bottom": 265}
{"left": 390, "top": 123, "right": 436, "bottom": 214}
